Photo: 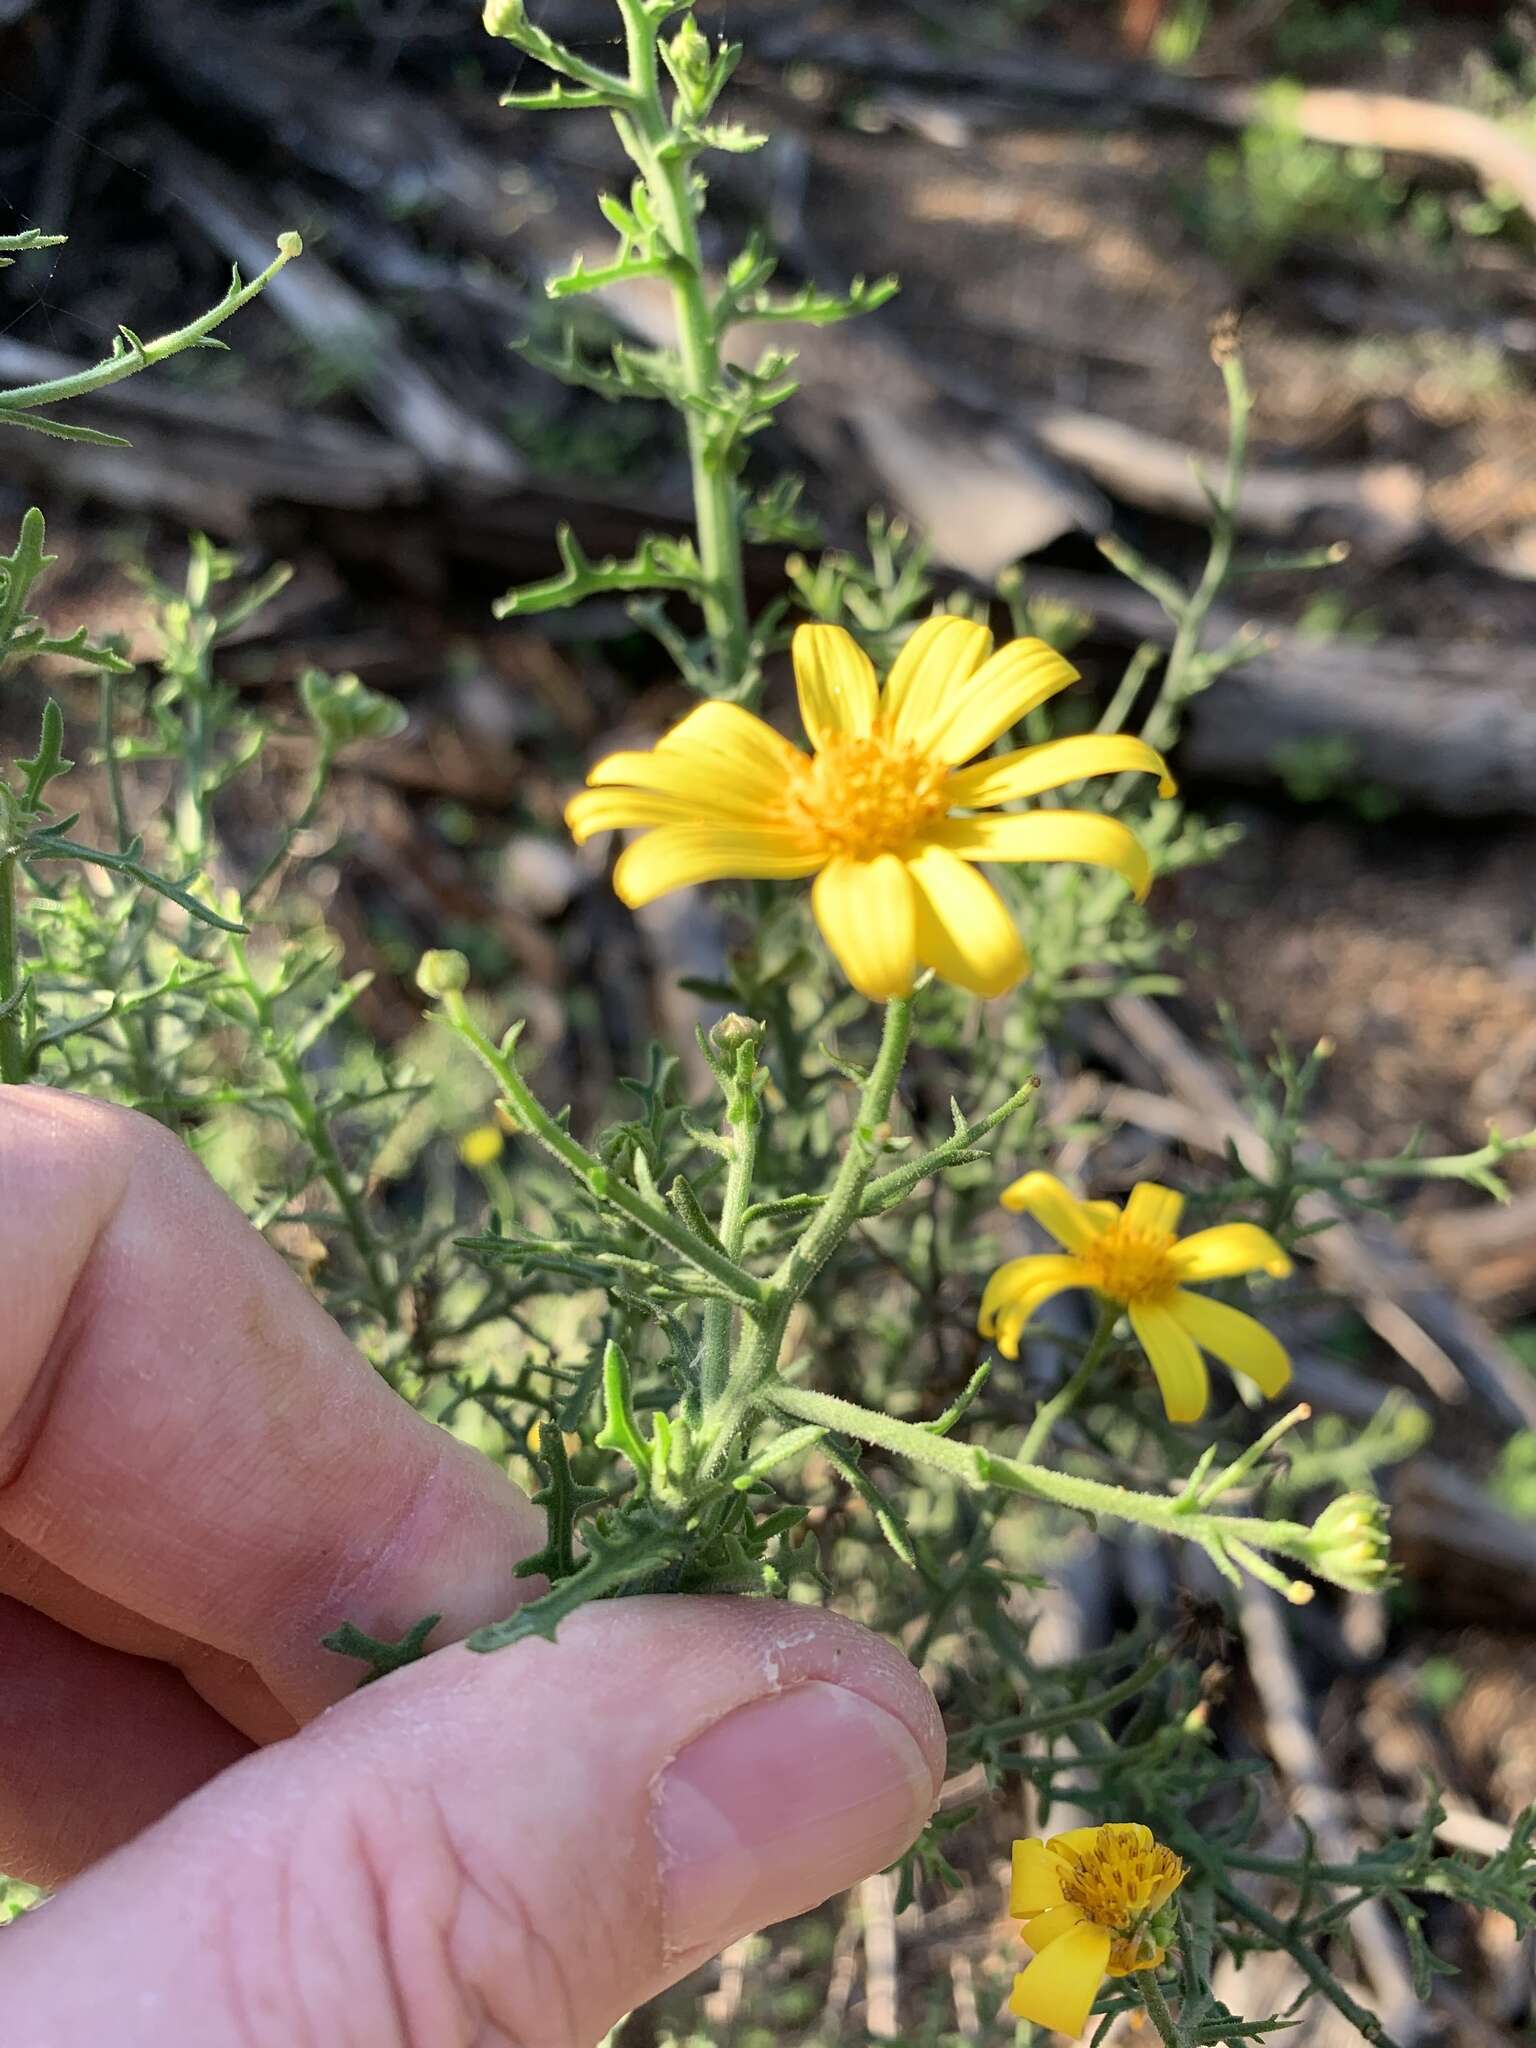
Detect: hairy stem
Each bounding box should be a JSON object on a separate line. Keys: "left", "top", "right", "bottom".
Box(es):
{"left": 762, "top": 1378, "right": 1317, "bottom": 1588}
{"left": 1137, "top": 1971, "right": 1186, "bottom": 2048}
{"left": 0, "top": 850, "right": 26, "bottom": 1083}
{"left": 0, "top": 237, "right": 301, "bottom": 415}
{"left": 1017, "top": 1301, "right": 1118, "bottom": 1463}
{"left": 700, "top": 997, "right": 914, "bottom": 1468}
{"left": 443, "top": 988, "right": 768, "bottom": 1306}
{"left": 614, "top": 0, "right": 750, "bottom": 693}
{"left": 699, "top": 1052, "right": 763, "bottom": 1408}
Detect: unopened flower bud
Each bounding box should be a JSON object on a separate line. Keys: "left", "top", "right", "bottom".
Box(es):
{"left": 667, "top": 13, "right": 712, "bottom": 86}
{"left": 709, "top": 1012, "right": 766, "bottom": 1055}
{"left": 458, "top": 1123, "right": 505, "bottom": 1169}
{"left": 417, "top": 949, "right": 470, "bottom": 997}
{"left": 483, "top": 0, "right": 525, "bottom": 35}
{"left": 1301, "top": 1491, "right": 1392, "bottom": 1594}
{"left": 662, "top": 12, "right": 721, "bottom": 116}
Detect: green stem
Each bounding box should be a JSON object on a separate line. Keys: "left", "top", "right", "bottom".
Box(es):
{"left": 773, "top": 998, "right": 913, "bottom": 1301}
{"left": 174, "top": 667, "right": 209, "bottom": 866}
{"left": 1137, "top": 1971, "right": 1186, "bottom": 2048}
{"left": 701, "top": 997, "right": 914, "bottom": 1467}
{"left": 1143, "top": 350, "right": 1249, "bottom": 755}
{"left": 615, "top": 1, "right": 750, "bottom": 694}
{"left": 0, "top": 237, "right": 301, "bottom": 415}
{"left": 957, "top": 1646, "right": 1174, "bottom": 1749}
{"left": 1017, "top": 1301, "right": 1118, "bottom": 1463}
{"left": 231, "top": 942, "right": 397, "bottom": 1325}
{"left": 1209, "top": 1877, "right": 1399, "bottom": 2048}
{"left": 699, "top": 1055, "right": 763, "bottom": 1408}
{"left": 245, "top": 745, "right": 334, "bottom": 903}
{"left": 0, "top": 851, "right": 26, "bottom": 1083}
{"left": 443, "top": 989, "right": 767, "bottom": 1308}
{"left": 762, "top": 1378, "right": 1317, "bottom": 1584}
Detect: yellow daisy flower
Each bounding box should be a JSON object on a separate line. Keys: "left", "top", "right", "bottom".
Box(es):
{"left": 565, "top": 616, "right": 1173, "bottom": 1002}
{"left": 1010, "top": 1823, "right": 1187, "bottom": 2036}
{"left": 979, "top": 1174, "right": 1293, "bottom": 1424}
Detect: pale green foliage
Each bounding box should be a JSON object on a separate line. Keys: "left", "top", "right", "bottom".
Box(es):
{"left": 2, "top": 18, "right": 1533, "bottom": 2041}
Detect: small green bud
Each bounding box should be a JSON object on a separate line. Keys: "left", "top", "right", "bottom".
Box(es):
{"left": 709, "top": 1012, "right": 766, "bottom": 1055}
{"left": 276, "top": 230, "right": 304, "bottom": 261}
{"left": 662, "top": 13, "right": 725, "bottom": 118}
{"left": 1301, "top": 1491, "right": 1392, "bottom": 1594}
{"left": 482, "top": 0, "right": 525, "bottom": 35}
{"left": 667, "top": 14, "right": 711, "bottom": 83}
{"left": 299, "top": 668, "right": 408, "bottom": 749}
{"left": 416, "top": 949, "right": 470, "bottom": 997}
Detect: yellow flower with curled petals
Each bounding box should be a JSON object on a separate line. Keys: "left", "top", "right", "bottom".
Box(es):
{"left": 980, "top": 1174, "right": 1293, "bottom": 1424}
{"left": 565, "top": 616, "right": 1173, "bottom": 1003}
{"left": 1010, "top": 1823, "right": 1187, "bottom": 2036}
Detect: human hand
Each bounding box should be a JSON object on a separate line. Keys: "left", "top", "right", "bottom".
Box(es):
{"left": 0, "top": 1090, "right": 943, "bottom": 2046}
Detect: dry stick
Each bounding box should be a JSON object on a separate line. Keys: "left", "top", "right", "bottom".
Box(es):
{"left": 1032, "top": 566, "right": 1536, "bottom": 820}
{"left": 1109, "top": 991, "right": 1536, "bottom": 1434}
{"left": 820, "top": 1904, "right": 864, "bottom": 2035}
{"left": 1238, "top": 1583, "right": 1431, "bottom": 2045}
{"left": 859, "top": 1869, "right": 901, "bottom": 2041}
{"left": 754, "top": 27, "right": 1536, "bottom": 230}
{"left": 700, "top": 1937, "right": 752, "bottom": 2031}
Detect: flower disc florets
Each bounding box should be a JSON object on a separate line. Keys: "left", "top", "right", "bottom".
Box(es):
{"left": 1074, "top": 1220, "right": 1180, "bottom": 1306}
{"left": 784, "top": 730, "right": 949, "bottom": 860}
{"left": 1056, "top": 1824, "right": 1186, "bottom": 1973}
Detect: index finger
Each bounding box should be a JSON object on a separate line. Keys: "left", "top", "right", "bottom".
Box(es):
{"left": 0, "top": 1087, "right": 541, "bottom": 1722}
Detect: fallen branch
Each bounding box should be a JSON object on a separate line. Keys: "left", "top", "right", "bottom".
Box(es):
{"left": 756, "top": 28, "right": 1536, "bottom": 229}
{"left": 1032, "top": 567, "right": 1536, "bottom": 818}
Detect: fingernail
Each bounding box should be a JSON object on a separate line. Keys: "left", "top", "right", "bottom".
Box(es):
{"left": 653, "top": 1679, "right": 936, "bottom": 1958}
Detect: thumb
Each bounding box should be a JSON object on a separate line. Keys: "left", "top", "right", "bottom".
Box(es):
{"left": 5, "top": 1597, "right": 943, "bottom": 2048}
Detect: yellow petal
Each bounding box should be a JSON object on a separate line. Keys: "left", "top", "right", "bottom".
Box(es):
{"left": 979, "top": 1255, "right": 1087, "bottom": 1352}
{"left": 883, "top": 614, "right": 994, "bottom": 750}
{"left": 1129, "top": 1302, "right": 1211, "bottom": 1424}
{"left": 925, "top": 636, "right": 1080, "bottom": 766}
{"left": 944, "top": 733, "right": 1176, "bottom": 809}
{"left": 906, "top": 842, "right": 1028, "bottom": 998}
{"left": 999, "top": 1171, "right": 1108, "bottom": 1253}
{"left": 1011, "top": 1838, "right": 1068, "bottom": 1916}
{"left": 1020, "top": 1904, "right": 1090, "bottom": 1953}
{"left": 1009, "top": 1922, "right": 1113, "bottom": 2036}
{"left": 1046, "top": 1825, "right": 1108, "bottom": 1858}
{"left": 1167, "top": 1289, "right": 1293, "bottom": 1400}
{"left": 654, "top": 700, "right": 808, "bottom": 787}
{"left": 811, "top": 852, "right": 918, "bottom": 1001}
{"left": 565, "top": 786, "right": 714, "bottom": 843}
{"left": 1170, "top": 1223, "right": 1293, "bottom": 1283}
{"left": 792, "top": 623, "right": 879, "bottom": 749}
{"left": 929, "top": 811, "right": 1152, "bottom": 902}
{"left": 612, "top": 825, "right": 822, "bottom": 907}
{"left": 587, "top": 706, "right": 808, "bottom": 818}
{"left": 1106, "top": 1945, "right": 1167, "bottom": 1981}
{"left": 1123, "top": 1182, "right": 1185, "bottom": 1237}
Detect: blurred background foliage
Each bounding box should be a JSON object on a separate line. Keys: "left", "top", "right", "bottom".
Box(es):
{"left": 4, "top": 1, "right": 1536, "bottom": 2041}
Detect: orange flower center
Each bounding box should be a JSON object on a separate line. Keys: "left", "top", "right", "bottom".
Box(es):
{"left": 1057, "top": 1828, "right": 1186, "bottom": 1972}
{"left": 1076, "top": 1222, "right": 1179, "bottom": 1307}
{"left": 784, "top": 731, "right": 949, "bottom": 861}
